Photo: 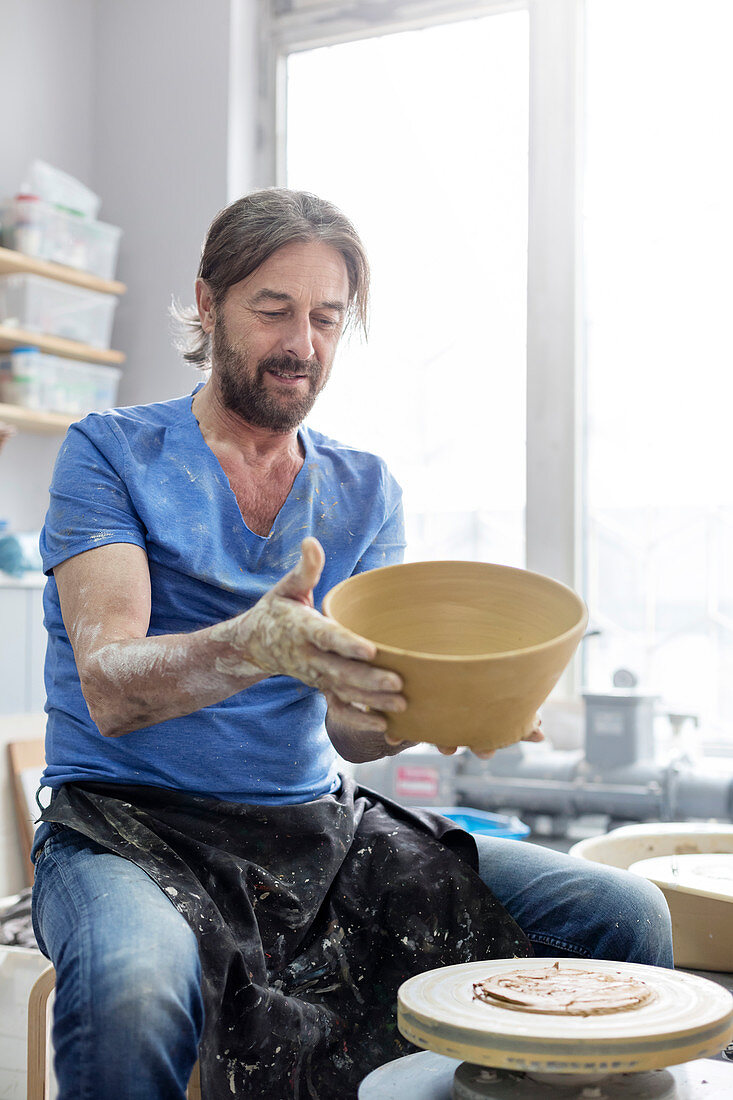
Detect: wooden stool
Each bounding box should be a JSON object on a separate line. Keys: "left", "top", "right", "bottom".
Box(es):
{"left": 27, "top": 964, "right": 202, "bottom": 1099}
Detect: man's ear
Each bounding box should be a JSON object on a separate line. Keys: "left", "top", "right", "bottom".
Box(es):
{"left": 195, "top": 279, "right": 216, "bottom": 333}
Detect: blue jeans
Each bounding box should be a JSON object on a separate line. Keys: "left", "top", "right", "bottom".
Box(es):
{"left": 31, "top": 822, "right": 673, "bottom": 1100}
{"left": 32, "top": 823, "right": 204, "bottom": 1100}
{"left": 472, "top": 833, "right": 673, "bottom": 966}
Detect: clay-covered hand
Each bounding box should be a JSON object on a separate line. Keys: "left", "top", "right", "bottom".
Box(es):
{"left": 215, "top": 537, "right": 405, "bottom": 725}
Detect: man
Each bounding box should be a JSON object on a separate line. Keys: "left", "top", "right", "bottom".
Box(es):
{"left": 31, "top": 189, "right": 672, "bottom": 1100}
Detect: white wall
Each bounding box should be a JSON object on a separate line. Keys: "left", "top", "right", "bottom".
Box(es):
{"left": 92, "top": 0, "right": 234, "bottom": 408}
{"left": 1, "top": 0, "right": 95, "bottom": 193}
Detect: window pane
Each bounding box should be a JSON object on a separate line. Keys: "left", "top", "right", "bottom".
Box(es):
{"left": 584, "top": 0, "right": 733, "bottom": 749}
{"left": 286, "top": 12, "right": 528, "bottom": 564}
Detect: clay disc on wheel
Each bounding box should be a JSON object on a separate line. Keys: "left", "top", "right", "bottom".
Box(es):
{"left": 473, "top": 959, "right": 654, "bottom": 1015}
{"left": 397, "top": 958, "right": 733, "bottom": 1074}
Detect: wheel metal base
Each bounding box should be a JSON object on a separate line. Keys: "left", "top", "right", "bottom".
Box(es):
{"left": 358, "top": 1052, "right": 733, "bottom": 1100}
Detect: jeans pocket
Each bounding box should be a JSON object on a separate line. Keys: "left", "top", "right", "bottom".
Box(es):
{"left": 31, "top": 820, "right": 63, "bottom": 865}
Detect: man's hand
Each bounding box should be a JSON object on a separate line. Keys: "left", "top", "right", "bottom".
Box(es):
{"left": 215, "top": 537, "right": 407, "bottom": 730}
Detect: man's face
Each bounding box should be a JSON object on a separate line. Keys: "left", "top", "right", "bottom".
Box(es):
{"left": 201, "top": 240, "right": 350, "bottom": 432}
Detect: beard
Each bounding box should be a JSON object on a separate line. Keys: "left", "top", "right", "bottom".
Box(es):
{"left": 212, "top": 319, "right": 330, "bottom": 432}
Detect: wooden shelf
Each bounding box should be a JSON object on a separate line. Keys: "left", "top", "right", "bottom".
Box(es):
{"left": 0, "top": 324, "right": 124, "bottom": 366}
{"left": 0, "top": 402, "right": 75, "bottom": 434}
{"left": 0, "top": 246, "right": 126, "bottom": 296}
{"left": 0, "top": 248, "right": 126, "bottom": 435}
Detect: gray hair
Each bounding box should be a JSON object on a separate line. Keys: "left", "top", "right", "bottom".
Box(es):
{"left": 171, "top": 188, "right": 370, "bottom": 367}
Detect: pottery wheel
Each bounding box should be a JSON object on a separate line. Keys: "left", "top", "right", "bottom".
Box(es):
{"left": 397, "top": 958, "right": 733, "bottom": 1075}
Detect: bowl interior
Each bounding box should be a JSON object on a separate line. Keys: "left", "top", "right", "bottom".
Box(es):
{"left": 324, "top": 560, "right": 586, "bottom": 658}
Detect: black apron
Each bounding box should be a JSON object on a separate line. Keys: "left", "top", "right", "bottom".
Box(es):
{"left": 41, "top": 776, "right": 531, "bottom": 1099}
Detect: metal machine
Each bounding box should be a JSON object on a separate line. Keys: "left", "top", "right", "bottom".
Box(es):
{"left": 352, "top": 690, "right": 733, "bottom": 833}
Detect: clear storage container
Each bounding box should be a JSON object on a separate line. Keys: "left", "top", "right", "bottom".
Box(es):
{"left": 0, "top": 346, "right": 121, "bottom": 414}
{"left": 1, "top": 195, "right": 122, "bottom": 280}
{"left": 0, "top": 273, "right": 118, "bottom": 349}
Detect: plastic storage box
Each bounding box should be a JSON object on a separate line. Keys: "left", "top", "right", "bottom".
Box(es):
{"left": 1, "top": 195, "right": 122, "bottom": 280}
{"left": 0, "top": 273, "right": 117, "bottom": 349}
{"left": 0, "top": 347, "right": 121, "bottom": 414}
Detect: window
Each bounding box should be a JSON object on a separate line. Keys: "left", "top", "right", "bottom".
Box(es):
{"left": 583, "top": 0, "right": 733, "bottom": 750}
{"left": 285, "top": 10, "right": 529, "bottom": 565}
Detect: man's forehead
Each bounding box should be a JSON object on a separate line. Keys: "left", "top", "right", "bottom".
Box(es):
{"left": 242, "top": 240, "right": 349, "bottom": 297}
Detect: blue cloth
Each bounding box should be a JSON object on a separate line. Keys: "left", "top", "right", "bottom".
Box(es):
{"left": 39, "top": 388, "right": 405, "bottom": 803}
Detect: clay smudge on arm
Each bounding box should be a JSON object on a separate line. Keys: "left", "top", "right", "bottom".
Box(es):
{"left": 57, "top": 544, "right": 268, "bottom": 736}
{"left": 83, "top": 630, "right": 270, "bottom": 736}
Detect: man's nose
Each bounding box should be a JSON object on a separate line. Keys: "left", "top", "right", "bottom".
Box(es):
{"left": 283, "top": 315, "right": 315, "bottom": 360}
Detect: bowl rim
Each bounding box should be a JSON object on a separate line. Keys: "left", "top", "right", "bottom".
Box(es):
{"left": 322, "top": 559, "right": 589, "bottom": 663}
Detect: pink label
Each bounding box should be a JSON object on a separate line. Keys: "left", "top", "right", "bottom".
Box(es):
{"left": 395, "top": 765, "right": 439, "bottom": 799}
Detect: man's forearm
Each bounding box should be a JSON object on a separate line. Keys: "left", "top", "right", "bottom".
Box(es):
{"left": 83, "top": 623, "right": 267, "bottom": 736}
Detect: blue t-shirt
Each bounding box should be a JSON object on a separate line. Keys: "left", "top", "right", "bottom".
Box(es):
{"left": 39, "top": 388, "right": 405, "bottom": 804}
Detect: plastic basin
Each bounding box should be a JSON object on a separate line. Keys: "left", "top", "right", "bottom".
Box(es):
{"left": 431, "top": 806, "right": 530, "bottom": 840}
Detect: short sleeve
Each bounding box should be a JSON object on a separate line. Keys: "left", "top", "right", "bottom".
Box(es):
{"left": 40, "top": 418, "right": 147, "bottom": 575}
{"left": 353, "top": 470, "right": 406, "bottom": 574}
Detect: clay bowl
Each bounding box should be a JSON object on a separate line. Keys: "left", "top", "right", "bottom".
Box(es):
{"left": 628, "top": 853, "right": 733, "bottom": 973}
{"left": 569, "top": 822, "right": 733, "bottom": 869}
{"left": 570, "top": 823, "right": 733, "bottom": 971}
{"left": 322, "top": 560, "right": 588, "bottom": 753}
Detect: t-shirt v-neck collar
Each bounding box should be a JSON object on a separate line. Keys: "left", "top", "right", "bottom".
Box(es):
{"left": 185, "top": 385, "right": 312, "bottom": 543}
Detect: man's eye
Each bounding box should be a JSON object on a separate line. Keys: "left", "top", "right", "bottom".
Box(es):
{"left": 314, "top": 317, "right": 339, "bottom": 329}
{"left": 260, "top": 310, "right": 286, "bottom": 318}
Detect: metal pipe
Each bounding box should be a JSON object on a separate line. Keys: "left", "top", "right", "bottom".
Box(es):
{"left": 455, "top": 757, "right": 733, "bottom": 823}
